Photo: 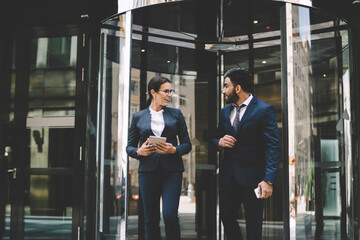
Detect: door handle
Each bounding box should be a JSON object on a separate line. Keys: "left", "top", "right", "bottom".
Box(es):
{"left": 7, "top": 168, "right": 17, "bottom": 179}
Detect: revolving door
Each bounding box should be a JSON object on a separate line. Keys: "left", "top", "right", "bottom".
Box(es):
{"left": 97, "top": 0, "right": 357, "bottom": 239}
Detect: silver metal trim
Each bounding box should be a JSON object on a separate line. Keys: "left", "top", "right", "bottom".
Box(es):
{"left": 118, "top": 11, "right": 132, "bottom": 240}
{"left": 83, "top": 33, "right": 86, "bottom": 47}
{"left": 98, "top": 31, "right": 108, "bottom": 233}
{"left": 82, "top": 67, "right": 85, "bottom": 82}
{"left": 116, "top": 0, "right": 312, "bottom": 17}
{"left": 79, "top": 146, "right": 83, "bottom": 161}
{"left": 26, "top": 117, "right": 75, "bottom": 128}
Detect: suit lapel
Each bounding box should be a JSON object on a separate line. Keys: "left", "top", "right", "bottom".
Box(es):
{"left": 224, "top": 105, "right": 235, "bottom": 134}
{"left": 161, "top": 107, "right": 170, "bottom": 137}
{"left": 143, "top": 108, "right": 154, "bottom": 136}
{"left": 234, "top": 97, "right": 257, "bottom": 134}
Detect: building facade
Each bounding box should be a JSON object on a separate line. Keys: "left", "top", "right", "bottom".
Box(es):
{"left": 1, "top": 0, "right": 360, "bottom": 239}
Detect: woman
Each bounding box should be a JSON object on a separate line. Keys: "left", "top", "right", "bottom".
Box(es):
{"left": 126, "top": 75, "right": 192, "bottom": 239}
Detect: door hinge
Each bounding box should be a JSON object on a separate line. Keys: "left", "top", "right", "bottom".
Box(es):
{"left": 81, "top": 68, "right": 85, "bottom": 82}
{"left": 77, "top": 226, "right": 81, "bottom": 240}
{"left": 79, "top": 146, "right": 83, "bottom": 161}
{"left": 82, "top": 33, "right": 86, "bottom": 47}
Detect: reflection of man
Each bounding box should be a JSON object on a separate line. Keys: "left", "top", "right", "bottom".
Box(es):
{"left": 213, "top": 68, "right": 280, "bottom": 239}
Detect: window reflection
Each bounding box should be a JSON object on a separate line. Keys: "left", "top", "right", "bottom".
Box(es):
{"left": 28, "top": 37, "right": 77, "bottom": 118}
{"left": 97, "top": 27, "right": 130, "bottom": 239}
{"left": 288, "top": 5, "right": 351, "bottom": 239}
{"left": 24, "top": 175, "right": 73, "bottom": 239}
{"left": 21, "top": 35, "right": 78, "bottom": 239}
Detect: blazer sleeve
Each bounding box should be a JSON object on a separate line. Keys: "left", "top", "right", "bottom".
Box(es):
{"left": 262, "top": 105, "right": 281, "bottom": 184}
{"left": 126, "top": 113, "right": 140, "bottom": 159}
{"left": 212, "top": 110, "right": 225, "bottom": 149}
{"left": 175, "top": 109, "right": 192, "bottom": 156}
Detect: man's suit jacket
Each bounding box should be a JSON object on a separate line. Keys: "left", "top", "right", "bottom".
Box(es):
{"left": 126, "top": 107, "right": 192, "bottom": 172}
{"left": 213, "top": 96, "right": 280, "bottom": 187}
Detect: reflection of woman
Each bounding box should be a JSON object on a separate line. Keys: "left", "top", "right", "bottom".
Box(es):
{"left": 126, "top": 75, "right": 192, "bottom": 240}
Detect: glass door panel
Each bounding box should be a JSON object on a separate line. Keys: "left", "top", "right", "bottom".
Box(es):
{"left": 97, "top": 13, "right": 131, "bottom": 239}
{"left": 128, "top": 5, "right": 219, "bottom": 237}
{"left": 0, "top": 147, "right": 13, "bottom": 240}
{"left": 1, "top": 33, "right": 80, "bottom": 239}
{"left": 222, "top": 1, "right": 283, "bottom": 239}
{"left": 23, "top": 35, "right": 77, "bottom": 239}
{"left": 23, "top": 174, "right": 73, "bottom": 239}
{"left": 101, "top": 1, "right": 284, "bottom": 239}
{"left": 0, "top": 38, "right": 17, "bottom": 240}
{"left": 286, "top": 4, "right": 351, "bottom": 239}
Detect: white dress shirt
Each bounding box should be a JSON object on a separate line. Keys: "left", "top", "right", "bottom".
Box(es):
{"left": 149, "top": 107, "right": 165, "bottom": 137}
{"left": 230, "top": 94, "right": 253, "bottom": 125}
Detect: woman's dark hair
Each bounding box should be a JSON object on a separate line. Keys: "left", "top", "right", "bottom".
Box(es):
{"left": 224, "top": 68, "right": 254, "bottom": 93}
{"left": 146, "top": 75, "right": 171, "bottom": 107}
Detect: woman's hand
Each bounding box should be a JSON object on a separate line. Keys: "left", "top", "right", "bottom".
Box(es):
{"left": 155, "top": 143, "right": 176, "bottom": 154}
{"left": 137, "top": 139, "right": 156, "bottom": 156}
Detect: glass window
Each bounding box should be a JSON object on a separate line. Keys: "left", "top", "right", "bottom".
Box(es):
{"left": 101, "top": 1, "right": 283, "bottom": 239}
{"left": 286, "top": 4, "right": 352, "bottom": 239}
{"left": 223, "top": 2, "right": 283, "bottom": 238}
{"left": 28, "top": 37, "right": 77, "bottom": 118}
{"left": 97, "top": 12, "right": 131, "bottom": 238}
{"left": 23, "top": 175, "right": 73, "bottom": 239}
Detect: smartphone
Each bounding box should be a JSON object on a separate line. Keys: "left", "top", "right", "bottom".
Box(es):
{"left": 254, "top": 187, "right": 261, "bottom": 198}
{"left": 148, "top": 136, "right": 167, "bottom": 145}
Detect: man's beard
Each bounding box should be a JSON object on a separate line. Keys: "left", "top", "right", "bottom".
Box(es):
{"left": 225, "top": 89, "right": 239, "bottom": 104}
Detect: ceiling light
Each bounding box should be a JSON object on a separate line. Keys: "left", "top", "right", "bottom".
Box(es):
{"left": 262, "top": 60, "right": 267, "bottom": 64}
{"left": 323, "top": 74, "right": 327, "bottom": 78}
{"left": 253, "top": 20, "right": 258, "bottom": 24}
{"left": 141, "top": 49, "right": 146, "bottom": 52}
{"left": 166, "top": 60, "right": 171, "bottom": 63}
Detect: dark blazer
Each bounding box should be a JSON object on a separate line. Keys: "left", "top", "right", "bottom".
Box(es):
{"left": 126, "top": 107, "right": 192, "bottom": 172}
{"left": 213, "top": 96, "right": 280, "bottom": 187}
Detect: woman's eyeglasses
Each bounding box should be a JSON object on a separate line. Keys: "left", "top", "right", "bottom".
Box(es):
{"left": 159, "top": 89, "right": 175, "bottom": 95}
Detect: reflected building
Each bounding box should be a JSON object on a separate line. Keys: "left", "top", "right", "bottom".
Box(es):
{"left": 1, "top": 0, "right": 360, "bottom": 240}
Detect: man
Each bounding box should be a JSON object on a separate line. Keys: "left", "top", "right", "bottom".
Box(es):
{"left": 213, "top": 68, "right": 280, "bottom": 240}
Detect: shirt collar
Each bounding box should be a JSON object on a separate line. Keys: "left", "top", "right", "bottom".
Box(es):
{"left": 232, "top": 93, "right": 253, "bottom": 108}
{"left": 149, "top": 107, "right": 164, "bottom": 114}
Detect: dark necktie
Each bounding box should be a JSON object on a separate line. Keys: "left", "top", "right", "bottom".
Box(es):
{"left": 232, "top": 104, "right": 246, "bottom": 131}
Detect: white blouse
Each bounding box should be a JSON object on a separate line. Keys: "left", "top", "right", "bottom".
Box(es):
{"left": 149, "top": 107, "right": 165, "bottom": 137}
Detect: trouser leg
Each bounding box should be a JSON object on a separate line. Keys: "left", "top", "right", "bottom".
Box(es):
{"left": 139, "top": 172, "right": 162, "bottom": 240}
{"left": 243, "top": 186, "right": 264, "bottom": 240}
{"left": 219, "top": 180, "right": 243, "bottom": 240}
{"left": 161, "top": 172, "right": 182, "bottom": 240}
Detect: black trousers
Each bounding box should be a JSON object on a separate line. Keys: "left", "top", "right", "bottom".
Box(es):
{"left": 139, "top": 166, "right": 182, "bottom": 240}
{"left": 220, "top": 178, "right": 264, "bottom": 240}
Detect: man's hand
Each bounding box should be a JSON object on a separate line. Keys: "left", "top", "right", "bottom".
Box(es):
{"left": 218, "top": 135, "right": 236, "bottom": 148}
{"left": 137, "top": 139, "right": 156, "bottom": 156}
{"left": 258, "top": 181, "right": 273, "bottom": 199}
{"left": 155, "top": 143, "right": 176, "bottom": 154}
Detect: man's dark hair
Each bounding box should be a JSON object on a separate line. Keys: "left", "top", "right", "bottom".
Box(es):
{"left": 224, "top": 68, "right": 254, "bottom": 93}
{"left": 146, "top": 75, "right": 171, "bottom": 107}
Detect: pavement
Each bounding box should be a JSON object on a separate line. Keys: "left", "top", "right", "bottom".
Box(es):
{"left": 2, "top": 196, "right": 342, "bottom": 239}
